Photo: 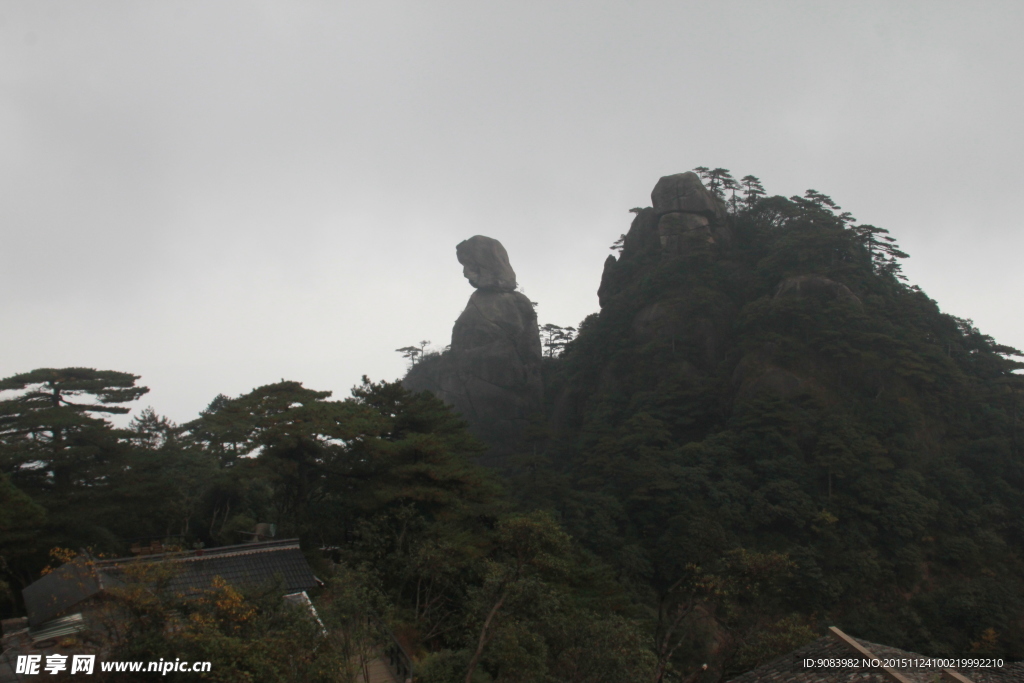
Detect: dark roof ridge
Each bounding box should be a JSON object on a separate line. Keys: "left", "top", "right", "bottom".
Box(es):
{"left": 93, "top": 539, "right": 302, "bottom": 567}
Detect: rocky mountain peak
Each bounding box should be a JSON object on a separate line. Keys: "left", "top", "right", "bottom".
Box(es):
{"left": 598, "top": 171, "right": 731, "bottom": 307}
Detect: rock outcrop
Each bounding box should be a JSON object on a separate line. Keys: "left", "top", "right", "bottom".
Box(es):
{"left": 651, "top": 172, "right": 725, "bottom": 218}
{"left": 598, "top": 172, "right": 730, "bottom": 306}
{"left": 456, "top": 235, "right": 517, "bottom": 292}
{"left": 652, "top": 172, "right": 731, "bottom": 255}
{"left": 404, "top": 236, "right": 543, "bottom": 452}
{"left": 773, "top": 275, "right": 862, "bottom": 308}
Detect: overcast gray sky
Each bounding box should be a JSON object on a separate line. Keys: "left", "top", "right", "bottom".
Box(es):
{"left": 3, "top": 1, "right": 1022, "bottom": 424}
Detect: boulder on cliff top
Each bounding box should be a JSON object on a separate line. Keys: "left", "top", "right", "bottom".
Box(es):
{"left": 456, "top": 235, "right": 517, "bottom": 292}
{"left": 651, "top": 172, "right": 722, "bottom": 217}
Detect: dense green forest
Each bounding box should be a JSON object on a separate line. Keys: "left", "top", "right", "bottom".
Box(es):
{"left": 2, "top": 169, "right": 1022, "bottom": 682}
{"left": 0, "top": 373, "right": 656, "bottom": 682}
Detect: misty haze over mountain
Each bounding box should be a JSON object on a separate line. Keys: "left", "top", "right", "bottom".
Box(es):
{"left": 2, "top": 2, "right": 1022, "bottom": 423}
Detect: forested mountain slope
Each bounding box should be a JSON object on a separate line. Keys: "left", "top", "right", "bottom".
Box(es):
{"left": 3, "top": 169, "right": 1021, "bottom": 682}
{"left": 529, "top": 170, "right": 1024, "bottom": 665}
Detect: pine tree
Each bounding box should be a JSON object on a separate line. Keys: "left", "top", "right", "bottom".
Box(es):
{"left": 0, "top": 368, "right": 148, "bottom": 495}
{"left": 740, "top": 175, "right": 766, "bottom": 207}
{"left": 541, "top": 324, "right": 564, "bottom": 357}
{"left": 801, "top": 189, "right": 840, "bottom": 211}
{"left": 705, "top": 168, "right": 735, "bottom": 198}
{"left": 850, "top": 224, "right": 909, "bottom": 280}
{"left": 396, "top": 345, "right": 423, "bottom": 365}
{"left": 725, "top": 175, "right": 742, "bottom": 213}
{"left": 541, "top": 324, "right": 577, "bottom": 357}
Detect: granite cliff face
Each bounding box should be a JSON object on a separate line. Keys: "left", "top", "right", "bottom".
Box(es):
{"left": 404, "top": 236, "right": 543, "bottom": 449}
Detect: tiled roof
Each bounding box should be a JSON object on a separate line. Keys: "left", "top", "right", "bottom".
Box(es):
{"left": 21, "top": 539, "right": 318, "bottom": 626}
{"left": 22, "top": 558, "right": 103, "bottom": 626}
{"left": 725, "top": 630, "right": 1024, "bottom": 683}
{"left": 97, "top": 539, "right": 319, "bottom": 598}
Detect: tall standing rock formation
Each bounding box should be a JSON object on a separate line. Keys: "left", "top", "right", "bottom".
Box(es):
{"left": 404, "top": 236, "right": 543, "bottom": 451}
